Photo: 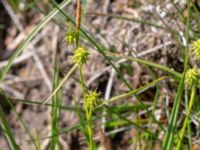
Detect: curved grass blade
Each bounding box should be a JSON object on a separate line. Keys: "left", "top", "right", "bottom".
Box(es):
{"left": 12, "top": 98, "right": 79, "bottom": 111}
{"left": 0, "top": 89, "right": 37, "bottom": 149}
{"left": 32, "top": 111, "right": 160, "bottom": 142}
{"left": 12, "top": 98, "right": 151, "bottom": 113}
{"left": 0, "top": 105, "right": 20, "bottom": 150}
{"left": 87, "top": 12, "right": 166, "bottom": 30}
{"left": 106, "top": 53, "right": 182, "bottom": 80}
{"left": 43, "top": 64, "right": 77, "bottom": 104}
{"left": 161, "top": 73, "right": 185, "bottom": 150}
{"left": 176, "top": 85, "right": 196, "bottom": 150}
{"left": 103, "top": 105, "right": 162, "bottom": 144}
{"left": 101, "top": 76, "right": 166, "bottom": 106}
{"left": 162, "top": 0, "right": 191, "bottom": 149}
{"left": 0, "top": 0, "right": 71, "bottom": 81}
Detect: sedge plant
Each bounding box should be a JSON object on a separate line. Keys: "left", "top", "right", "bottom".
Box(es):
{"left": 176, "top": 39, "right": 200, "bottom": 149}
{"left": 176, "top": 68, "right": 198, "bottom": 149}
{"left": 2, "top": 0, "right": 199, "bottom": 149}
{"left": 65, "top": 0, "right": 98, "bottom": 149}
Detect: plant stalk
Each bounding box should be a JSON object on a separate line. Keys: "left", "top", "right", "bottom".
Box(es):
{"left": 176, "top": 85, "right": 196, "bottom": 150}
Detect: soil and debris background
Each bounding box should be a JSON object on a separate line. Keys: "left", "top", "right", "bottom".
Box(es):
{"left": 0, "top": 0, "right": 199, "bottom": 150}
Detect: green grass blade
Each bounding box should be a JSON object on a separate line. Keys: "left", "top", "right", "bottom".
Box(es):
{"left": 176, "top": 86, "right": 197, "bottom": 150}
{"left": 50, "top": 63, "right": 60, "bottom": 150}
{"left": 103, "top": 76, "right": 166, "bottom": 105}
{"left": 34, "top": 129, "right": 41, "bottom": 150}
{"left": 107, "top": 53, "right": 182, "bottom": 80}
{"left": 170, "top": 0, "right": 185, "bottom": 22}
{"left": 162, "top": 0, "right": 191, "bottom": 148}
{"left": 12, "top": 98, "right": 79, "bottom": 111}
{"left": 0, "top": 105, "right": 20, "bottom": 150}
{"left": 104, "top": 105, "right": 162, "bottom": 143}
{"left": 0, "top": 89, "right": 37, "bottom": 149}
{"left": 87, "top": 12, "right": 166, "bottom": 30}
{"left": 37, "top": 111, "right": 154, "bottom": 142}
{"left": 73, "top": 98, "right": 90, "bottom": 144}
{"left": 184, "top": 90, "right": 192, "bottom": 150}
{"left": 12, "top": 97, "right": 151, "bottom": 114}
{"left": 0, "top": 0, "right": 71, "bottom": 81}
{"left": 192, "top": 2, "right": 200, "bottom": 20}
{"left": 161, "top": 74, "right": 185, "bottom": 149}
{"left": 43, "top": 64, "right": 77, "bottom": 104}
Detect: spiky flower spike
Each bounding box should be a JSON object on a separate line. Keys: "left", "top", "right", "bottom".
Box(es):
{"left": 73, "top": 47, "right": 88, "bottom": 66}
{"left": 65, "top": 28, "right": 78, "bottom": 45}
{"left": 192, "top": 39, "right": 200, "bottom": 61}
{"left": 185, "top": 68, "right": 199, "bottom": 88}
{"left": 84, "top": 91, "right": 99, "bottom": 112}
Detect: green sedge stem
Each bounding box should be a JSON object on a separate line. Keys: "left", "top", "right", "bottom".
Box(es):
{"left": 176, "top": 85, "right": 196, "bottom": 150}
{"left": 76, "top": 30, "right": 80, "bottom": 48}
{"left": 75, "top": 3, "right": 93, "bottom": 147}
{"left": 79, "top": 65, "right": 86, "bottom": 97}
{"left": 79, "top": 65, "right": 94, "bottom": 149}
{"left": 86, "top": 108, "right": 94, "bottom": 150}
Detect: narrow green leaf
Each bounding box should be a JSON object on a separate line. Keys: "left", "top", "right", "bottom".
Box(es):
{"left": 43, "top": 64, "right": 77, "bottom": 104}
{"left": 0, "top": 105, "right": 20, "bottom": 150}
{"left": 106, "top": 53, "right": 182, "bottom": 80}
{"left": 0, "top": 0, "right": 71, "bottom": 81}
{"left": 34, "top": 129, "right": 41, "bottom": 150}
{"left": 50, "top": 63, "right": 60, "bottom": 150}
{"left": 103, "top": 76, "right": 166, "bottom": 105}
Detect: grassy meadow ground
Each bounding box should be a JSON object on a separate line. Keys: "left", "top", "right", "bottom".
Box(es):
{"left": 0, "top": 0, "right": 200, "bottom": 150}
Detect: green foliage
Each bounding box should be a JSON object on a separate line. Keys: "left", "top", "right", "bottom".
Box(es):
{"left": 2, "top": 0, "right": 200, "bottom": 149}
{"left": 8, "top": 0, "right": 19, "bottom": 12}
{"left": 0, "top": 0, "right": 71, "bottom": 81}
{"left": 0, "top": 105, "right": 20, "bottom": 150}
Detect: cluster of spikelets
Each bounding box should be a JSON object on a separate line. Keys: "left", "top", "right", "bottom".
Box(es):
{"left": 73, "top": 47, "right": 88, "bottom": 66}
{"left": 65, "top": 28, "right": 99, "bottom": 111}
{"left": 185, "top": 39, "right": 200, "bottom": 88}
{"left": 185, "top": 68, "right": 199, "bottom": 88}
{"left": 84, "top": 91, "right": 99, "bottom": 112}
{"left": 65, "top": 28, "right": 78, "bottom": 45}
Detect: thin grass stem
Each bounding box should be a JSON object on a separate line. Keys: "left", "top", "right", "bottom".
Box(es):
{"left": 176, "top": 85, "right": 197, "bottom": 150}
{"left": 0, "top": 105, "right": 20, "bottom": 150}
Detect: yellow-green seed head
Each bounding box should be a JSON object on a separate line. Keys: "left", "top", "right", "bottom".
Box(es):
{"left": 65, "top": 29, "right": 77, "bottom": 45}
{"left": 84, "top": 91, "right": 99, "bottom": 111}
{"left": 192, "top": 39, "right": 200, "bottom": 61}
{"left": 185, "top": 68, "right": 199, "bottom": 88}
{"left": 73, "top": 47, "right": 88, "bottom": 65}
